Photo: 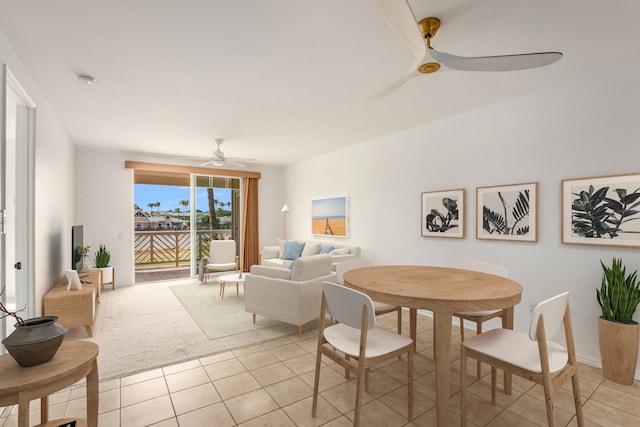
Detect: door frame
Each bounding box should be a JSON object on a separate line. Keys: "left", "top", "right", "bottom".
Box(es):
{"left": 1, "top": 64, "right": 36, "bottom": 345}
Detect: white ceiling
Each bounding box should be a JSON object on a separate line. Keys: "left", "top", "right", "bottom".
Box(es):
{"left": 1, "top": 0, "right": 639, "bottom": 166}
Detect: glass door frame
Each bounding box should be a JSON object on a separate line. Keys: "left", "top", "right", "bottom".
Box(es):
{"left": 190, "top": 174, "right": 242, "bottom": 277}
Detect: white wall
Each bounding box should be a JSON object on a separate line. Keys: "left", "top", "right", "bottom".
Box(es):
{"left": 1, "top": 31, "right": 76, "bottom": 315}
{"left": 74, "top": 149, "right": 284, "bottom": 286}
{"left": 283, "top": 59, "right": 640, "bottom": 373}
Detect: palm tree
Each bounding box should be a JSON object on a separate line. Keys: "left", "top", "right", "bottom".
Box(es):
{"left": 155, "top": 202, "right": 161, "bottom": 213}
{"left": 207, "top": 189, "right": 218, "bottom": 229}
{"left": 147, "top": 202, "right": 154, "bottom": 214}
{"left": 179, "top": 199, "right": 189, "bottom": 218}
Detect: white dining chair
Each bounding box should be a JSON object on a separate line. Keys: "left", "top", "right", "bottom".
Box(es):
{"left": 460, "top": 291, "right": 584, "bottom": 427}
{"left": 312, "top": 281, "right": 414, "bottom": 426}
{"left": 336, "top": 259, "right": 403, "bottom": 334}
{"left": 454, "top": 261, "right": 509, "bottom": 379}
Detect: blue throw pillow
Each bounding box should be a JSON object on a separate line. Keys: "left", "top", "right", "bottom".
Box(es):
{"left": 319, "top": 246, "right": 334, "bottom": 254}
{"left": 282, "top": 241, "right": 305, "bottom": 260}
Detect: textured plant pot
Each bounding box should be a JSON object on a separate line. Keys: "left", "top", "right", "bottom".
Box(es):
{"left": 598, "top": 316, "right": 640, "bottom": 385}
{"left": 1, "top": 316, "right": 69, "bottom": 367}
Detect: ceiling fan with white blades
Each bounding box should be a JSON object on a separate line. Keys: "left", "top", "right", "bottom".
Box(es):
{"left": 201, "top": 138, "right": 257, "bottom": 168}
{"left": 364, "top": 0, "right": 563, "bottom": 102}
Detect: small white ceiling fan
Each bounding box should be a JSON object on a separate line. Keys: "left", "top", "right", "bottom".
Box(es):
{"left": 364, "top": 0, "right": 563, "bottom": 102}
{"left": 201, "top": 138, "right": 257, "bottom": 168}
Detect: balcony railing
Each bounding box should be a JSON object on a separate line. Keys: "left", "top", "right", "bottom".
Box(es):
{"left": 134, "top": 229, "right": 233, "bottom": 268}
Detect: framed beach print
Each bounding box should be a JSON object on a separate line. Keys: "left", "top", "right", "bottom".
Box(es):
{"left": 562, "top": 173, "right": 640, "bottom": 247}
{"left": 312, "top": 196, "right": 348, "bottom": 237}
{"left": 421, "top": 189, "right": 464, "bottom": 238}
{"left": 476, "top": 182, "right": 537, "bottom": 242}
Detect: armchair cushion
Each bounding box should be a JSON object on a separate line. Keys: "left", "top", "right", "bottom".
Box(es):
{"left": 207, "top": 240, "right": 238, "bottom": 272}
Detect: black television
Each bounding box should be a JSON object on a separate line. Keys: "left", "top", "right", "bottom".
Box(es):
{"left": 72, "top": 225, "right": 83, "bottom": 269}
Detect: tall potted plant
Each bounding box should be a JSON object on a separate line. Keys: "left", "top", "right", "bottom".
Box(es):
{"left": 94, "top": 244, "right": 114, "bottom": 290}
{"left": 596, "top": 257, "right": 640, "bottom": 384}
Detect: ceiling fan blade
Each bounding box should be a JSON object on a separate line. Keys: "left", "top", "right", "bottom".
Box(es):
{"left": 431, "top": 50, "right": 562, "bottom": 72}
{"left": 358, "top": 69, "right": 421, "bottom": 105}
{"left": 225, "top": 157, "right": 257, "bottom": 166}
{"left": 374, "top": 0, "right": 426, "bottom": 68}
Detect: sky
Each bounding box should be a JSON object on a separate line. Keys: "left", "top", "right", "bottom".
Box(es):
{"left": 311, "top": 196, "right": 347, "bottom": 218}
{"left": 134, "top": 184, "right": 231, "bottom": 212}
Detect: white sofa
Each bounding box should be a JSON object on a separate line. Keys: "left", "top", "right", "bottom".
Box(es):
{"left": 261, "top": 239, "right": 361, "bottom": 269}
{"left": 245, "top": 254, "right": 336, "bottom": 336}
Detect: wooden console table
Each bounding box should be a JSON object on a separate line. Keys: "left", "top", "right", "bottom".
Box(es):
{"left": 0, "top": 341, "right": 99, "bottom": 427}
{"left": 44, "top": 269, "right": 102, "bottom": 337}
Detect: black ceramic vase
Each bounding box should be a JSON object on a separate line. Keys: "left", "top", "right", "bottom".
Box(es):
{"left": 2, "top": 316, "right": 68, "bottom": 367}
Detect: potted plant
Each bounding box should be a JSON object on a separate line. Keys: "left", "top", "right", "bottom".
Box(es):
{"left": 94, "top": 244, "right": 114, "bottom": 290}
{"left": 75, "top": 245, "right": 91, "bottom": 272}
{"left": 596, "top": 257, "right": 640, "bottom": 384}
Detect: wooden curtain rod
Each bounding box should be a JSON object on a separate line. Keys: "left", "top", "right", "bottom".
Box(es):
{"left": 124, "top": 160, "right": 261, "bottom": 179}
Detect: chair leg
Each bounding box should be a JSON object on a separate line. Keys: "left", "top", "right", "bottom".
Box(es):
{"left": 460, "top": 345, "right": 467, "bottom": 427}
{"left": 476, "top": 322, "right": 483, "bottom": 380}
{"left": 397, "top": 308, "right": 402, "bottom": 335}
{"left": 298, "top": 325, "right": 303, "bottom": 338}
{"left": 407, "top": 348, "right": 414, "bottom": 422}
{"left": 345, "top": 355, "right": 351, "bottom": 380}
{"left": 252, "top": 313, "right": 256, "bottom": 324}
{"left": 572, "top": 372, "right": 584, "bottom": 426}
{"left": 543, "top": 386, "right": 556, "bottom": 427}
{"left": 354, "top": 361, "right": 366, "bottom": 427}
{"left": 491, "top": 366, "right": 497, "bottom": 405}
{"left": 311, "top": 348, "right": 323, "bottom": 417}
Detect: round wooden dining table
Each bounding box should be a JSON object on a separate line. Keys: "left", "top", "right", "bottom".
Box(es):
{"left": 343, "top": 265, "right": 523, "bottom": 427}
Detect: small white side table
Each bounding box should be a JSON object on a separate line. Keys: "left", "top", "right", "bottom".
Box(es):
{"left": 216, "top": 273, "right": 249, "bottom": 300}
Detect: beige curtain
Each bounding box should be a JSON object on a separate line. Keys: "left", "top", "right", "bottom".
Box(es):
{"left": 242, "top": 177, "right": 260, "bottom": 271}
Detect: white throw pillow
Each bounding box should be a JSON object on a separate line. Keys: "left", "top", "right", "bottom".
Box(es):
{"left": 330, "top": 247, "right": 349, "bottom": 255}
{"left": 301, "top": 242, "right": 321, "bottom": 257}
{"left": 277, "top": 239, "right": 286, "bottom": 258}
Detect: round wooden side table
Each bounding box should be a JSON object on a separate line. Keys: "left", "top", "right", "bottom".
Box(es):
{"left": 0, "top": 340, "right": 99, "bottom": 427}
{"left": 216, "top": 273, "right": 249, "bottom": 300}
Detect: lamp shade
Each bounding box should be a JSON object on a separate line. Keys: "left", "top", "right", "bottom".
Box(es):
{"left": 281, "top": 204, "right": 290, "bottom": 215}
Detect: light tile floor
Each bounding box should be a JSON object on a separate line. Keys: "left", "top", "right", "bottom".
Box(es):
{"left": 2, "top": 313, "right": 640, "bottom": 426}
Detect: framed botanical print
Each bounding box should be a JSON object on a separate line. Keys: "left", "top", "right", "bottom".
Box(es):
{"left": 562, "top": 173, "right": 640, "bottom": 247}
{"left": 476, "top": 182, "right": 537, "bottom": 242}
{"left": 421, "top": 189, "right": 464, "bottom": 238}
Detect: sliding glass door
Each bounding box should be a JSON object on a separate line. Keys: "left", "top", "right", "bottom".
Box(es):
{"left": 191, "top": 175, "right": 241, "bottom": 277}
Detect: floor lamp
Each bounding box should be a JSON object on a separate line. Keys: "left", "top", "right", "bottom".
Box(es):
{"left": 281, "top": 204, "right": 290, "bottom": 240}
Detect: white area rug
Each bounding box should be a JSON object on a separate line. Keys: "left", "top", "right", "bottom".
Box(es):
{"left": 65, "top": 278, "right": 299, "bottom": 380}
{"left": 169, "top": 282, "right": 283, "bottom": 339}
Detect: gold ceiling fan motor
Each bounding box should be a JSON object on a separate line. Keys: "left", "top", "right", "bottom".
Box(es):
{"left": 417, "top": 17, "right": 441, "bottom": 74}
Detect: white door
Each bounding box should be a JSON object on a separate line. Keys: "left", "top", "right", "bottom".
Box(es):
{"left": 1, "top": 65, "right": 35, "bottom": 347}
